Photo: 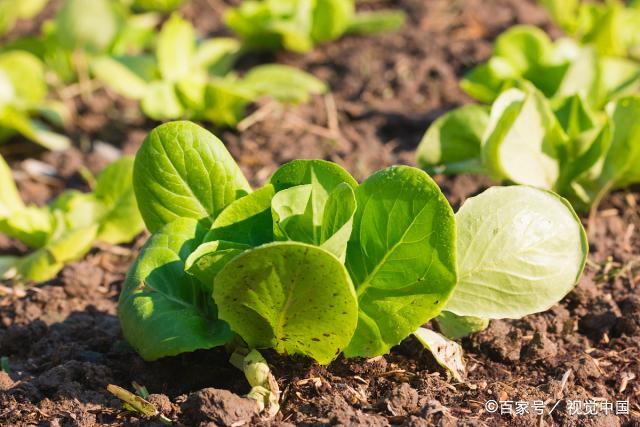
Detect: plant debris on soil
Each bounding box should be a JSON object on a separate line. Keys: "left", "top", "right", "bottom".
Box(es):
{"left": 1, "top": 0, "right": 638, "bottom": 426}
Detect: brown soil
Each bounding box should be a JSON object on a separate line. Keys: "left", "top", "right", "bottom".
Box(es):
{"left": 1, "top": 0, "right": 639, "bottom": 426}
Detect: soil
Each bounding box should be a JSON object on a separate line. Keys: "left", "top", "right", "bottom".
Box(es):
{"left": 1, "top": 0, "right": 639, "bottom": 426}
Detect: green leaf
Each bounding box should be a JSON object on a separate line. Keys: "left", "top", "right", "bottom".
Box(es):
{"left": 599, "top": 57, "right": 640, "bottom": 104}
{"left": 271, "top": 184, "right": 316, "bottom": 243}
{"left": 91, "top": 55, "right": 155, "bottom": 100}
{"left": 434, "top": 311, "right": 489, "bottom": 340}
{"left": 460, "top": 57, "right": 518, "bottom": 103}
{"left": 0, "top": 256, "right": 18, "bottom": 279}
{"left": 494, "top": 26, "right": 553, "bottom": 74}
{"left": 539, "top": 0, "right": 579, "bottom": 33}
{"left": 311, "top": 0, "right": 354, "bottom": 43}
{"left": 0, "top": 205, "right": 54, "bottom": 248}
{"left": 416, "top": 105, "right": 489, "bottom": 175}
{"left": 242, "top": 64, "right": 327, "bottom": 104}
{"left": 133, "top": 121, "right": 251, "bottom": 232}
{"left": 481, "top": 87, "right": 566, "bottom": 189}
{"left": 55, "top": 0, "right": 119, "bottom": 53}
{"left": 595, "top": 96, "right": 640, "bottom": 189}
{"left": 157, "top": 14, "right": 195, "bottom": 82}
{"left": 0, "top": 108, "right": 70, "bottom": 150}
{"left": 200, "top": 78, "right": 254, "bottom": 127}
{"left": 269, "top": 159, "right": 358, "bottom": 192}
{"left": 0, "top": 155, "right": 24, "bottom": 217}
{"left": 319, "top": 182, "right": 356, "bottom": 262}
{"left": 119, "top": 218, "right": 233, "bottom": 360}
{"left": 185, "top": 240, "right": 250, "bottom": 290}
{"left": 94, "top": 157, "right": 145, "bottom": 244}
{"left": 343, "top": 166, "right": 457, "bottom": 358}
{"left": 271, "top": 182, "right": 356, "bottom": 262}
{"left": 345, "top": 10, "right": 406, "bottom": 36}
{"left": 413, "top": 328, "right": 465, "bottom": 382}
{"left": 213, "top": 241, "right": 358, "bottom": 365}
{"left": 193, "top": 38, "right": 241, "bottom": 76}
{"left": 13, "top": 224, "right": 99, "bottom": 283}
{"left": 207, "top": 184, "right": 276, "bottom": 246}
{"left": 132, "top": 0, "right": 185, "bottom": 12}
{"left": 0, "top": 50, "right": 47, "bottom": 106}
{"left": 141, "top": 81, "right": 185, "bottom": 121}
{"left": 445, "top": 186, "right": 587, "bottom": 319}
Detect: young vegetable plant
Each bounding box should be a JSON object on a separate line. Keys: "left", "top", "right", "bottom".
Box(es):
{"left": 539, "top": 0, "right": 640, "bottom": 61}
{"left": 417, "top": 82, "right": 640, "bottom": 210}
{"left": 459, "top": 25, "right": 640, "bottom": 108}
{"left": 0, "top": 155, "right": 144, "bottom": 284}
{"left": 119, "top": 121, "right": 587, "bottom": 369}
{"left": 7, "top": 0, "right": 165, "bottom": 86}
{"left": 225, "top": 0, "right": 406, "bottom": 53}
{"left": 0, "top": 50, "right": 70, "bottom": 150}
{"left": 92, "top": 13, "right": 327, "bottom": 126}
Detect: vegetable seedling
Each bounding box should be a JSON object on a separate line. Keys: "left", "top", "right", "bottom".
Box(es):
{"left": 225, "top": 0, "right": 406, "bottom": 53}
{"left": 539, "top": 0, "right": 640, "bottom": 61}
{"left": 0, "top": 155, "right": 144, "bottom": 284}
{"left": 0, "top": 50, "right": 70, "bottom": 150}
{"left": 459, "top": 25, "right": 640, "bottom": 108}
{"left": 119, "top": 121, "right": 587, "bottom": 368}
{"left": 92, "top": 13, "right": 327, "bottom": 126}
{"left": 417, "top": 84, "right": 640, "bottom": 211}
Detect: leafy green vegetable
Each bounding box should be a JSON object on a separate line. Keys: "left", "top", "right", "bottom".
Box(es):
{"left": 55, "top": 0, "right": 120, "bottom": 53}
{"left": 0, "top": 51, "right": 70, "bottom": 150}
{"left": 214, "top": 242, "right": 358, "bottom": 364}
{"left": 225, "top": 0, "right": 405, "bottom": 53}
{"left": 445, "top": 186, "right": 587, "bottom": 319}
{"left": 459, "top": 25, "right": 640, "bottom": 108}
{"left": 418, "top": 80, "right": 640, "bottom": 210}
{"left": 540, "top": 0, "right": 640, "bottom": 61}
{"left": 91, "top": 13, "right": 326, "bottom": 126}
{"left": 119, "top": 121, "right": 586, "bottom": 365}
{"left": 416, "top": 104, "right": 489, "bottom": 175}
{"left": 0, "top": 156, "right": 144, "bottom": 284}
{"left": 133, "top": 121, "right": 251, "bottom": 232}
{"left": 119, "top": 218, "right": 233, "bottom": 360}
{"left": 343, "top": 166, "right": 457, "bottom": 357}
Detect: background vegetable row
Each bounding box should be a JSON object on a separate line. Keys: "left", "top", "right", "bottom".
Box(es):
{"left": 417, "top": 0, "right": 640, "bottom": 211}
{"left": 0, "top": 0, "right": 404, "bottom": 148}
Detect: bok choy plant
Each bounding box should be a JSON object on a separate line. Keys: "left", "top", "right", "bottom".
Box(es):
{"left": 118, "top": 121, "right": 587, "bottom": 366}
{"left": 0, "top": 50, "right": 70, "bottom": 150}
{"left": 417, "top": 84, "right": 640, "bottom": 210}
{"left": 225, "top": 0, "right": 406, "bottom": 53}
{"left": 539, "top": 0, "right": 640, "bottom": 61}
{"left": 91, "top": 13, "right": 327, "bottom": 126}
{"left": 459, "top": 25, "right": 640, "bottom": 108}
{"left": 0, "top": 155, "right": 144, "bottom": 283}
